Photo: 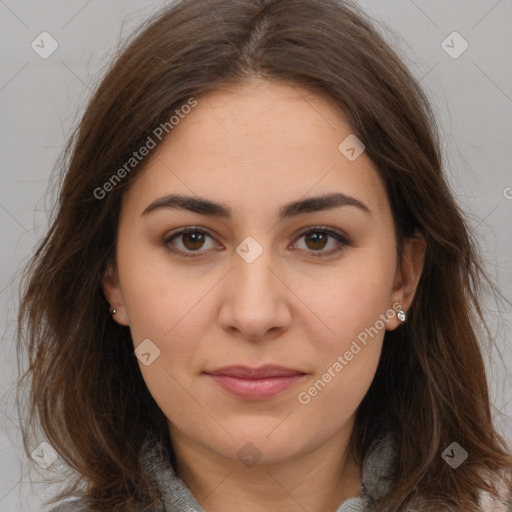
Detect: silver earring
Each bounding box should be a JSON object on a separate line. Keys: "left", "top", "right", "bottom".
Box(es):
{"left": 397, "top": 308, "right": 406, "bottom": 322}
{"left": 111, "top": 308, "right": 117, "bottom": 315}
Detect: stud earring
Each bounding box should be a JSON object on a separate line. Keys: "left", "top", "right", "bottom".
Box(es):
{"left": 397, "top": 308, "right": 406, "bottom": 322}
{"left": 111, "top": 308, "right": 117, "bottom": 315}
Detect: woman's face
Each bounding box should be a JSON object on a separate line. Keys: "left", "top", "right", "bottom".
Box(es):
{"left": 103, "top": 78, "right": 423, "bottom": 465}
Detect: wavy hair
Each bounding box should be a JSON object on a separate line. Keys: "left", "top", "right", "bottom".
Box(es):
{"left": 16, "top": 0, "right": 512, "bottom": 510}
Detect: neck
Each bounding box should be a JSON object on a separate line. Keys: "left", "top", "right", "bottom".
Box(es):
{"left": 167, "top": 422, "right": 362, "bottom": 512}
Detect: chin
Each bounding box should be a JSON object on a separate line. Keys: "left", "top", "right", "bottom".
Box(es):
{"left": 210, "top": 428, "right": 313, "bottom": 466}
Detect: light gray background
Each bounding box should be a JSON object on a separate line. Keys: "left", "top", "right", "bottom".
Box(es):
{"left": 0, "top": 1, "right": 511, "bottom": 510}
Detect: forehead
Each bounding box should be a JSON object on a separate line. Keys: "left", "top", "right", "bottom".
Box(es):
{"left": 122, "top": 78, "right": 390, "bottom": 221}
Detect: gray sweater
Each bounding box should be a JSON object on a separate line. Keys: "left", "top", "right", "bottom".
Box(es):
{"left": 46, "top": 432, "right": 511, "bottom": 512}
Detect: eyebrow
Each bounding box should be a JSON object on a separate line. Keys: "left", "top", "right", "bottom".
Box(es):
{"left": 140, "top": 192, "right": 371, "bottom": 220}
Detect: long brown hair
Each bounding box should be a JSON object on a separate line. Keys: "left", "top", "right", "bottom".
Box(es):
{"left": 16, "top": 0, "right": 512, "bottom": 510}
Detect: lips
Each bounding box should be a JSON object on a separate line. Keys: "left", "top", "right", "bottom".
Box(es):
{"left": 204, "top": 365, "right": 307, "bottom": 400}
{"left": 206, "top": 365, "right": 305, "bottom": 378}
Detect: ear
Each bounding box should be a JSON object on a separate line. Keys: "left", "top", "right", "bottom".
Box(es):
{"left": 386, "top": 231, "right": 426, "bottom": 331}
{"left": 101, "top": 262, "right": 130, "bottom": 326}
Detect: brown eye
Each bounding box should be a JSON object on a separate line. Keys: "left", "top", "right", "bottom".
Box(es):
{"left": 181, "top": 231, "right": 206, "bottom": 250}
{"left": 164, "top": 226, "right": 350, "bottom": 260}
{"left": 163, "top": 228, "right": 218, "bottom": 258}
{"left": 292, "top": 227, "right": 350, "bottom": 259}
{"left": 304, "top": 232, "right": 328, "bottom": 251}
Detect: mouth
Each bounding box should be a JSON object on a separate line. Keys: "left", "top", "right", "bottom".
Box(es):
{"left": 203, "top": 365, "right": 307, "bottom": 400}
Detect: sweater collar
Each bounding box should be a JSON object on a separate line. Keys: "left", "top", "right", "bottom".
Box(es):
{"left": 139, "top": 431, "right": 399, "bottom": 512}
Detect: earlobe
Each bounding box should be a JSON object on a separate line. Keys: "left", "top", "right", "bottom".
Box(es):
{"left": 387, "top": 231, "right": 426, "bottom": 330}
{"left": 400, "top": 232, "right": 427, "bottom": 307}
{"left": 100, "top": 263, "right": 118, "bottom": 303}
{"left": 101, "top": 262, "right": 130, "bottom": 326}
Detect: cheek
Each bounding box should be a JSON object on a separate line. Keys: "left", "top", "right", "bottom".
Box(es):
{"left": 296, "top": 289, "right": 387, "bottom": 428}
{"left": 296, "top": 246, "right": 396, "bottom": 346}
{"left": 293, "top": 245, "right": 394, "bottom": 413}
{"left": 117, "top": 242, "right": 204, "bottom": 339}
{"left": 297, "top": 343, "right": 381, "bottom": 436}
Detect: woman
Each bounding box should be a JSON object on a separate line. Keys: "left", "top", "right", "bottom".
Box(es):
{"left": 16, "top": 0, "right": 512, "bottom": 510}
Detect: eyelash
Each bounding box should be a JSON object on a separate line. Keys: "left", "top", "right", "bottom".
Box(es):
{"left": 163, "top": 226, "right": 351, "bottom": 260}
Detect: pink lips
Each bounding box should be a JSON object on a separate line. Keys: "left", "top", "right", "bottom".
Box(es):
{"left": 204, "top": 365, "right": 307, "bottom": 400}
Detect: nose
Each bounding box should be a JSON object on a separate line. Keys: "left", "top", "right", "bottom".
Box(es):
{"left": 218, "top": 245, "right": 292, "bottom": 342}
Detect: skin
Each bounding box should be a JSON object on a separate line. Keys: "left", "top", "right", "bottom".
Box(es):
{"left": 102, "top": 78, "right": 426, "bottom": 512}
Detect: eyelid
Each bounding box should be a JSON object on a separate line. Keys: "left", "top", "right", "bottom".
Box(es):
{"left": 291, "top": 226, "right": 351, "bottom": 259}
{"left": 293, "top": 225, "right": 351, "bottom": 245}
{"left": 162, "top": 226, "right": 219, "bottom": 258}
{"left": 163, "top": 225, "right": 351, "bottom": 259}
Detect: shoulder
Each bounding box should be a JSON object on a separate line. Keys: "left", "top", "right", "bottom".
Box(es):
{"left": 44, "top": 498, "right": 165, "bottom": 512}
{"left": 480, "top": 489, "right": 512, "bottom": 512}
{"left": 45, "top": 500, "right": 90, "bottom": 512}
{"left": 479, "top": 474, "right": 512, "bottom": 512}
